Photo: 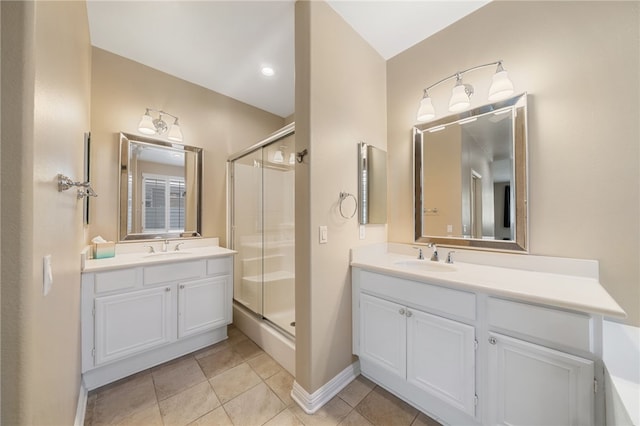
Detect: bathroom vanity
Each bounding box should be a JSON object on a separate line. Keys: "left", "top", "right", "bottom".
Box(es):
{"left": 80, "top": 238, "right": 235, "bottom": 389}
{"left": 351, "top": 243, "right": 625, "bottom": 426}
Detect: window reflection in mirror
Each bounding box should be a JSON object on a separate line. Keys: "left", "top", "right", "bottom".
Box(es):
{"left": 414, "top": 93, "right": 527, "bottom": 252}
{"left": 119, "top": 133, "right": 202, "bottom": 241}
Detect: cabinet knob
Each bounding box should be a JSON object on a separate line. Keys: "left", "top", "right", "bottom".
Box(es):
{"left": 489, "top": 337, "right": 497, "bottom": 345}
{"left": 180, "top": 284, "right": 185, "bottom": 289}
{"left": 399, "top": 308, "right": 405, "bottom": 315}
{"left": 405, "top": 310, "right": 413, "bottom": 318}
{"left": 165, "top": 287, "right": 171, "bottom": 292}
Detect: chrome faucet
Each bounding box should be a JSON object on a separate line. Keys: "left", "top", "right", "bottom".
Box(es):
{"left": 174, "top": 242, "right": 185, "bottom": 251}
{"left": 162, "top": 239, "right": 169, "bottom": 252}
{"left": 144, "top": 245, "right": 155, "bottom": 254}
{"left": 427, "top": 243, "right": 439, "bottom": 262}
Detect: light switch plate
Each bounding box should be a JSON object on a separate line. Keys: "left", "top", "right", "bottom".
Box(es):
{"left": 319, "top": 226, "right": 328, "bottom": 244}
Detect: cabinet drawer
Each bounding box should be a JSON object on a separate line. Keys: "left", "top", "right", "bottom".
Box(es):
{"left": 207, "top": 257, "right": 231, "bottom": 276}
{"left": 144, "top": 260, "right": 206, "bottom": 285}
{"left": 487, "top": 297, "right": 593, "bottom": 352}
{"left": 360, "top": 270, "right": 476, "bottom": 321}
{"left": 95, "top": 268, "right": 140, "bottom": 294}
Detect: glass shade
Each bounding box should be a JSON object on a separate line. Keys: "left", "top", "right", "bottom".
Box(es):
{"left": 138, "top": 113, "right": 156, "bottom": 135}
{"left": 449, "top": 84, "right": 471, "bottom": 112}
{"left": 416, "top": 96, "right": 436, "bottom": 122}
{"left": 273, "top": 149, "right": 284, "bottom": 163}
{"left": 488, "top": 70, "right": 514, "bottom": 101}
{"left": 289, "top": 152, "right": 295, "bottom": 165}
{"left": 167, "top": 122, "right": 183, "bottom": 142}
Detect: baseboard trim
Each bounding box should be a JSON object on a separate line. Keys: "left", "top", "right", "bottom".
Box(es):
{"left": 291, "top": 361, "right": 360, "bottom": 414}
{"left": 74, "top": 380, "right": 88, "bottom": 426}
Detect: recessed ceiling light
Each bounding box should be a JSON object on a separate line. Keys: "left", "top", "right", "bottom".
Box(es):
{"left": 261, "top": 66, "right": 275, "bottom": 77}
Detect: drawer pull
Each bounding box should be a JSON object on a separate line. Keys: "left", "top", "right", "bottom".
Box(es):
{"left": 399, "top": 308, "right": 406, "bottom": 316}
{"left": 180, "top": 284, "right": 185, "bottom": 289}
{"left": 406, "top": 310, "right": 413, "bottom": 318}
{"left": 165, "top": 287, "right": 171, "bottom": 292}
{"left": 489, "top": 337, "right": 497, "bottom": 345}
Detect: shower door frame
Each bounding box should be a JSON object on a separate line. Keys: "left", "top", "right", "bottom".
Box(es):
{"left": 227, "top": 123, "right": 295, "bottom": 336}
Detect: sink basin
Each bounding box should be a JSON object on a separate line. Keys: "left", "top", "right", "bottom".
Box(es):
{"left": 143, "top": 251, "right": 193, "bottom": 258}
{"left": 393, "top": 259, "right": 456, "bottom": 273}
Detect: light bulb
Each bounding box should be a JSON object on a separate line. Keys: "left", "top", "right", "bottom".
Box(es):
{"left": 449, "top": 83, "right": 471, "bottom": 112}
{"left": 138, "top": 111, "right": 156, "bottom": 135}
{"left": 416, "top": 92, "right": 435, "bottom": 122}
{"left": 167, "top": 119, "right": 183, "bottom": 142}
{"left": 488, "top": 65, "right": 514, "bottom": 101}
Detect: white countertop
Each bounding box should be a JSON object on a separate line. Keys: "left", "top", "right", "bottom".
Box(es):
{"left": 82, "top": 238, "right": 236, "bottom": 273}
{"left": 351, "top": 243, "right": 626, "bottom": 319}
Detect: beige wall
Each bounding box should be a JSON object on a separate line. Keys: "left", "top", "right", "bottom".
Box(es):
{"left": 89, "top": 48, "right": 285, "bottom": 246}
{"left": 1, "top": 1, "right": 91, "bottom": 423}
{"left": 387, "top": 1, "right": 640, "bottom": 325}
{"left": 295, "top": 1, "right": 387, "bottom": 393}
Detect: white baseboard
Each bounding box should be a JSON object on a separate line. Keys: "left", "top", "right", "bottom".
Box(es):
{"left": 291, "top": 361, "right": 360, "bottom": 414}
{"left": 74, "top": 380, "right": 88, "bottom": 426}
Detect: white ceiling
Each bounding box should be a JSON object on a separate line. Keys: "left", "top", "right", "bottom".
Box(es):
{"left": 86, "top": 1, "right": 489, "bottom": 118}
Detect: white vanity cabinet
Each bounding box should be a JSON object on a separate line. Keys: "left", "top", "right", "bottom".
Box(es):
{"left": 82, "top": 253, "right": 233, "bottom": 390}
{"left": 352, "top": 266, "right": 605, "bottom": 426}
{"left": 354, "top": 269, "right": 479, "bottom": 424}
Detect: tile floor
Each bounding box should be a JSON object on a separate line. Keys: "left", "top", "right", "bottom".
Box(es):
{"left": 84, "top": 325, "right": 442, "bottom": 426}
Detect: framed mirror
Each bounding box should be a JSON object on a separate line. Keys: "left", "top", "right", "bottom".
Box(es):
{"left": 119, "top": 132, "right": 203, "bottom": 241}
{"left": 413, "top": 93, "right": 528, "bottom": 252}
{"left": 358, "top": 142, "right": 387, "bottom": 224}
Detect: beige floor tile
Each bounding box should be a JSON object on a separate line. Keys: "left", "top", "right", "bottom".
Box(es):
{"left": 84, "top": 393, "right": 97, "bottom": 426}
{"left": 159, "top": 381, "right": 221, "bottom": 426}
{"left": 411, "top": 412, "right": 443, "bottom": 426}
{"left": 197, "top": 347, "right": 244, "bottom": 378}
{"left": 152, "top": 356, "right": 207, "bottom": 400}
{"left": 223, "top": 382, "right": 285, "bottom": 426}
{"left": 338, "top": 410, "right": 374, "bottom": 426}
{"left": 115, "top": 403, "right": 163, "bottom": 426}
{"left": 193, "top": 340, "right": 232, "bottom": 360}
{"left": 92, "top": 374, "right": 157, "bottom": 425}
{"left": 338, "top": 376, "right": 375, "bottom": 408}
{"left": 209, "top": 362, "right": 262, "bottom": 403}
{"left": 355, "top": 387, "right": 418, "bottom": 426}
{"left": 188, "top": 406, "right": 234, "bottom": 426}
{"left": 227, "top": 326, "right": 249, "bottom": 345}
{"left": 263, "top": 408, "right": 305, "bottom": 426}
{"left": 247, "top": 352, "right": 283, "bottom": 379}
{"left": 232, "top": 338, "right": 264, "bottom": 360}
{"left": 265, "top": 369, "right": 295, "bottom": 406}
{"left": 289, "top": 396, "right": 352, "bottom": 426}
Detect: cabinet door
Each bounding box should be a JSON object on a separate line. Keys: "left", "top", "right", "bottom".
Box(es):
{"left": 359, "top": 293, "right": 406, "bottom": 378}
{"left": 488, "top": 333, "right": 594, "bottom": 426}
{"left": 407, "top": 309, "right": 476, "bottom": 417}
{"left": 178, "top": 276, "right": 228, "bottom": 338}
{"left": 95, "top": 286, "right": 174, "bottom": 365}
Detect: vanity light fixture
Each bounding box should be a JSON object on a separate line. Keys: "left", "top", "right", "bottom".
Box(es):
{"left": 273, "top": 147, "right": 285, "bottom": 163}
{"left": 138, "top": 108, "right": 183, "bottom": 142}
{"left": 416, "top": 60, "right": 514, "bottom": 122}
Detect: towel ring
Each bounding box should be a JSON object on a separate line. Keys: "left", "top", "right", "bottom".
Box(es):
{"left": 339, "top": 192, "right": 358, "bottom": 219}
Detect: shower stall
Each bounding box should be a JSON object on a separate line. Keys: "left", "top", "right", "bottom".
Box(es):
{"left": 228, "top": 124, "right": 295, "bottom": 339}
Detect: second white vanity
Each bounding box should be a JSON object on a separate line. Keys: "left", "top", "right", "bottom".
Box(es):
{"left": 351, "top": 243, "right": 626, "bottom": 426}
{"left": 81, "top": 238, "right": 235, "bottom": 390}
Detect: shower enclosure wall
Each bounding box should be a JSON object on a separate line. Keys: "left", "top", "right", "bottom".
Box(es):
{"left": 228, "top": 124, "right": 295, "bottom": 338}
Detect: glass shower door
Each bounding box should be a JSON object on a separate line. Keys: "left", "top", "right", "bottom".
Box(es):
{"left": 262, "top": 136, "right": 295, "bottom": 336}
{"left": 232, "top": 150, "right": 264, "bottom": 315}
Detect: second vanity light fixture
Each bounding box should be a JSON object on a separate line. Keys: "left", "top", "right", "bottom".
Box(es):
{"left": 416, "top": 60, "right": 514, "bottom": 122}
{"left": 138, "top": 108, "right": 183, "bottom": 142}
